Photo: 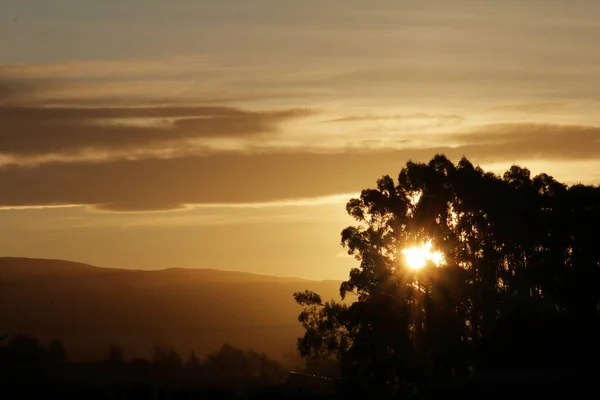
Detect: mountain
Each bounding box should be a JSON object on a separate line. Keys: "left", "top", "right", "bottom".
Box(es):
{"left": 0, "top": 257, "right": 345, "bottom": 363}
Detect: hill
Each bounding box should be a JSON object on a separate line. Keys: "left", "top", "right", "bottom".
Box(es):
{"left": 0, "top": 257, "right": 345, "bottom": 363}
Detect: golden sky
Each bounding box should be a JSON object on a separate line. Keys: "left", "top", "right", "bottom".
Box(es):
{"left": 1, "top": 0, "right": 599, "bottom": 279}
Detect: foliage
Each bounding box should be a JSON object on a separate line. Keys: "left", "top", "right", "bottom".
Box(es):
{"left": 0, "top": 335, "right": 289, "bottom": 399}
{"left": 294, "top": 154, "right": 600, "bottom": 394}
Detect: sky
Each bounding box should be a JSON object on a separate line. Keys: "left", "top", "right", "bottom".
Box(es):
{"left": 1, "top": 0, "right": 599, "bottom": 280}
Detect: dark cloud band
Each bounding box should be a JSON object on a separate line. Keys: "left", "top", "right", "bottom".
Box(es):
{"left": 0, "top": 105, "right": 313, "bottom": 156}
{"left": 1, "top": 120, "right": 599, "bottom": 212}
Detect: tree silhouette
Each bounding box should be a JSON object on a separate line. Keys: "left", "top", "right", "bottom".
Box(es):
{"left": 105, "top": 343, "right": 125, "bottom": 365}
{"left": 4, "top": 335, "right": 48, "bottom": 365}
{"left": 294, "top": 154, "right": 600, "bottom": 395}
{"left": 0, "top": 335, "right": 289, "bottom": 399}
{"left": 185, "top": 350, "right": 201, "bottom": 370}
{"left": 153, "top": 346, "right": 183, "bottom": 370}
{"left": 47, "top": 339, "right": 68, "bottom": 365}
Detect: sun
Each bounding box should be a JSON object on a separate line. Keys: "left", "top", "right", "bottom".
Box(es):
{"left": 401, "top": 241, "right": 445, "bottom": 270}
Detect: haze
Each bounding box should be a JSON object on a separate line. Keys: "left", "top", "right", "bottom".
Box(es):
{"left": 1, "top": 0, "right": 599, "bottom": 280}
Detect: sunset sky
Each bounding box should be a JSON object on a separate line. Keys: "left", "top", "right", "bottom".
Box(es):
{"left": 1, "top": 0, "right": 599, "bottom": 279}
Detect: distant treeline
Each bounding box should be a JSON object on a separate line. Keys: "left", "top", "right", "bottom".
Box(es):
{"left": 2, "top": 334, "right": 596, "bottom": 400}
{"left": 0, "top": 334, "right": 318, "bottom": 399}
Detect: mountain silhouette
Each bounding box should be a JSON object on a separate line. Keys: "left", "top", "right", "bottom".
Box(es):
{"left": 0, "top": 257, "right": 343, "bottom": 362}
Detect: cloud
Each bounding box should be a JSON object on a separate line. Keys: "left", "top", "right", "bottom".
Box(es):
{"left": 0, "top": 80, "right": 36, "bottom": 107}
{"left": 4, "top": 77, "right": 304, "bottom": 108}
{"left": 325, "top": 113, "right": 465, "bottom": 124}
{"left": 452, "top": 123, "right": 600, "bottom": 161}
{"left": 172, "top": 109, "right": 312, "bottom": 137}
{"left": 0, "top": 56, "right": 212, "bottom": 80}
{"left": 1, "top": 120, "right": 600, "bottom": 212}
{"left": 92, "top": 193, "right": 354, "bottom": 213}
{"left": 0, "top": 152, "right": 395, "bottom": 211}
{"left": 489, "top": 102, "right": 569, "bottom": 113}
{"left": 0, "top": 204, "right": 83, "bottom": 211}
{"left": 187, "top": 193, "right": 355, "bottom": 210}
{"left": 0, "top": 105, "right": 314, "bottom": 158}
{"left": 0, "top": 57, "right": 323, "bottom": 107}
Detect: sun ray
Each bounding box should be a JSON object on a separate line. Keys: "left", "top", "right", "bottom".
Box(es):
{"left": 401, "top": 241, "right": 445, "bottom": 270}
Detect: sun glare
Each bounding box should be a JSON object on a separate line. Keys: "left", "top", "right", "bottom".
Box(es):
{"left": 401, "top": 241, "right": 445, "bottom": 270}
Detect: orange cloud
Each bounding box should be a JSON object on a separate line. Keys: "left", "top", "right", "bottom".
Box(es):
{"left": 489, "top": 102, "right": 570, "bottom": 113}
{"left": 324, "top": 113, "right": 464, "bottom": 124}
{"left": 0, "top": 105, "right": 314, "bottom": 158}
{"left": 0, "top": 56, "right": 212, "bottom": 79}
{"left": 1, "top": 121, "right": 600, "bottom": 212}
{"left": 452, "top": 123, "right": 600, "bottom": 161}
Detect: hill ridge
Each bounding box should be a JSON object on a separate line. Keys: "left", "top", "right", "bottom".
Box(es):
{"left": 0, "top": 257, "right": 319, "bottom": 282}
{"left": 0, "top": 256, "right": 345, "bottom": 362}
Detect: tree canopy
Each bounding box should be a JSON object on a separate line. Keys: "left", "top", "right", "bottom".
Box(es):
{"left": 294, "top": 154, "right": 600, "bottom": 395}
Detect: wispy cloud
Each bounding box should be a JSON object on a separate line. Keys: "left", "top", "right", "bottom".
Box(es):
{"left": 489, "top": 102, "right": 570, "bottom": 113}
{"left": 185, "top": 193, "right": 355, "bottom": 210}
{"left": 324, "top": 113, "right": 464, "bottom": 124}
{"left": 90, "top": 193, "right": 354, "bottom": 214}
{"left": 452, "top": 123, "right": 600, "bottom": 161}
{"left": 0, "top": 204, "right": 84, "bottom": 211}
{"left": 0, "top": 105, "right": 314, "bottom": 159}
{"left": 0, "top": 55, "right": 212, "bottom": 80}
{"left": 0, "top": 56, "right": 328, "bottom": 108}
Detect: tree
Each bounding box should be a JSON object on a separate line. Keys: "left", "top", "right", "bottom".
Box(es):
{"left": 202, "top": 344, "right": 286, "bottom": 388}
{"left": 294, "top": 154, "right": 600, "bottom": 395}
{"left": 105, "top": 344, "right": 125, "bottom": 365}
{"left": 48, "top": 339, "right": 68, "bottom": 365}
{"left": 152, "top": 346, "right": 183, "bottom": 370}
{"left": 185, "top": 350, "right": 201, "bottom": 370}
